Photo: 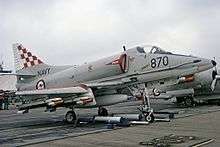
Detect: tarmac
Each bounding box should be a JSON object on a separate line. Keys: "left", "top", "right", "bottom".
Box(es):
{"left": 0, "top": 100, "right": 220, "bottom": 147}
{"left": 30, "top": 111, "right": 220, "bottom": 147}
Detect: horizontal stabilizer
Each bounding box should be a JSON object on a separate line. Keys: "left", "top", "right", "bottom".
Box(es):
{"left": 0, "top": 72, "right": 36, "bottom": 77}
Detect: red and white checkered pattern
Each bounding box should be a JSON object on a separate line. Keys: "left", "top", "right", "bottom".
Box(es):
{"left": 17, "top": 45, "right": 43, "bottom": 68}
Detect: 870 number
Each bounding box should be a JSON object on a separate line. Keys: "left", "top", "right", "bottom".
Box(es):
{"left": 151, "top": 56, "right": 168, "bottom": 68}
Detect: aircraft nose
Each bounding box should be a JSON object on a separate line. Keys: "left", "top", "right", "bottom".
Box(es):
{"left": 211, "top": 60, "right": 217, "bottom": 66}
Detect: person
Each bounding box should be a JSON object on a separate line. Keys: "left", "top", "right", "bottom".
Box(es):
{"left": 0, "top": 90, "right": 4, "bottom": 110}
{"left": 0, "top": 97, "right": 3, "bottom": 110}
{"left": 3, "top": 96, "right": 9, "bottom": 110}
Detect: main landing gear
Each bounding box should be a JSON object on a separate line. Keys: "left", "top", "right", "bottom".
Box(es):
{"left": 184, "top": 96, "right": 195, "bottom": 107}
{"left": 65, "top": 107, "right": 109, "bottom": 123}
{"left": 98, "top": 106, "right": 108, "bottom": 116}
{"left": 65, "top": 106, "right": 109, "bottom": 124}
{"left": 65, "top": 110, "right": 77, "bottom": 124}
{"left": 176, "top": 96, "right": 195, "bottom": 107}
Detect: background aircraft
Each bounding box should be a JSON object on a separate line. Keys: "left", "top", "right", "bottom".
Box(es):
{"left": 11, "top": 43, "right": 215, "bottom": 123}
{"left": 148, "top": 66, "right": 220, "bottom": 107}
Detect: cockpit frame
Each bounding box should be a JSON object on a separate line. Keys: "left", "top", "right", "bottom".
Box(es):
{"left": 136, "top": 45, "right": 172, "bottom": 54}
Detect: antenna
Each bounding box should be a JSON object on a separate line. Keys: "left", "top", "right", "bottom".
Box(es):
{"left": 123, "top": 45, "right": 126, "bottom": 51}
{"left": 0, "top": 54, "right": 2, "bottom": 63}
{"left": 0, "top": 61, "right": 3, "bottom": 71}
{"left": 0, "top": 54, "right": 4, "bottom": 71}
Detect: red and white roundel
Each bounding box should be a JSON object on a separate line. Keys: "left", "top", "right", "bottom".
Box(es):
{"left": 36, "top": 80, "right": 46, "bottom": 90}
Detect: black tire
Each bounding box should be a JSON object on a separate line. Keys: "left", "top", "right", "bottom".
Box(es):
{"left": 184, "top": 97, "right": 194, "bottom": 107}
{"left": 144, "top": 113, "right": 155, "bottom": 123}
{"left": 176, "top": 97, "right": 184, "bottom": 104}
{"left": 65, "top": 111, "right": 76, "bottom": 124}
{"left": 217, "top": 100, "right": 220, "bottom": 106}
{"left": 98, "top": 107, "right": 108, "bottom": 116}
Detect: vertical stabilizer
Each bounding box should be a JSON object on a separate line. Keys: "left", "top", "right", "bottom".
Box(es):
{"left": 13, "top": 43, "right": 45, "bottom": 71}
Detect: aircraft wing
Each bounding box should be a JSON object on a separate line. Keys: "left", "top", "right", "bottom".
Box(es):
{"left": 16, "top": 86, "right": 96, "bottom": 112}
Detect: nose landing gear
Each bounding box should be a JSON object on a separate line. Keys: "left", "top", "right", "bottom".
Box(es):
{"left": 138, "top": 88, "right": 155, "bottom": 123}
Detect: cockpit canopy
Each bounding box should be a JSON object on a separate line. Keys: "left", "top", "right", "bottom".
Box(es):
{"left": 136, "top": 45, "right": 173, "bottom": 54}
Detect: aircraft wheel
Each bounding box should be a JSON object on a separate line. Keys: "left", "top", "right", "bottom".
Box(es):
{"left": 184, "top": 97, "right": 194, "bottom": 107}
{"left": 217, "top": 100, "right": 220, "bottom": 106}
{"left": 144, "top": 113, "right": 155, "bottom": 123}
{"left": 176, "top": 97, "right": 184, "bottom": 104}
{"left": 98, "top": 107, "right": 108, "bottom": 116}
{"left": 65, "top": 111, "right": 76, "bottom": 124}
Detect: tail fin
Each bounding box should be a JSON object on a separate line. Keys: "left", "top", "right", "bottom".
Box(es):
{"left": 13, "top": 43, "right": 45, "bottom": 71}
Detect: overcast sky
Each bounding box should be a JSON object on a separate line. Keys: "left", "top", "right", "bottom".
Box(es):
{"left": 0, "top": 0, "right": 220, "bottom": 70}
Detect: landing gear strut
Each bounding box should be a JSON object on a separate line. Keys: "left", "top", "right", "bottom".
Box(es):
{"left": 138, "top": 88, "right": 155, "bottom": 123}
{"left": 65, "top": 110, "right": 77, "bottom": 124}
{"left": 98, "top": 106, "right": 108, "bottom": 116}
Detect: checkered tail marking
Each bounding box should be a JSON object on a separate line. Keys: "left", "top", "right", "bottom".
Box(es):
{"left": 17, "top": 45, "right": 43, "bottom": 68}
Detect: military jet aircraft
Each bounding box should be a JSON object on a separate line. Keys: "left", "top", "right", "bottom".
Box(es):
{"left": 9, "top": 43, "right": 215, "bottom": 123}
{"left": 148, "top": 64, "right": 220, "bottom": 107}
